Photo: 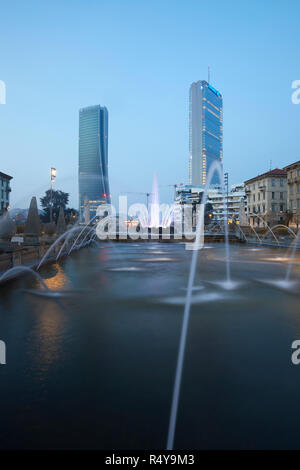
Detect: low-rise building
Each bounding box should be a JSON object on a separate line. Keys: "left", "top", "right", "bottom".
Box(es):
{"left": 208, "top": 183, "right": 246, "bottom": 222}
{"left": 175, "top": 183, "right": 246, "bottom": 223}
{"left": 0, "top": 172, "right": 12, "bottom": 215}
{"left": 283, "top": 160, "right": 300, "bottom": 227}
{"left": 244, "top": 169, "right": 287, "bottom": 226}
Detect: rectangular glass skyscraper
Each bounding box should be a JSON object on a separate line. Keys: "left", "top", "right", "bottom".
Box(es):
{"left": 78, "top": 105, "right": 111, "bottom": 220}
{"left": 189, "top": 80, "right": 223, "bottom": 186}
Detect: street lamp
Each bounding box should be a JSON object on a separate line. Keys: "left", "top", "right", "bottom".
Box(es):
{"left": 50, "top": 167, "right": 56, "bottom": 223}
{"left": 224, "top": 172, "right": 229, "bottom": 225}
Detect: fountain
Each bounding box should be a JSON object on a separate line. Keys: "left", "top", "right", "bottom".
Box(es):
{"left": 167, "top": 160, "right": 235, "bottom": 451}
{"left": 149, "top": 173, "right": 160, "bottom": 228}
{"left": 266, "top": 224, "right": 296, "bottom": 241}
{"left": 37, "top": 225, "right": 88, "bottom": 270}
{"left": 247, "top": 214, "right": 279, "bottom": 244}
{"left": 76, "top": 226, "right": 96, "bottom": 250}
{"left": 285, "top": 228, "right": 300, "bottom": 283}
{"left": 56, "top": 223, "right": 80, "bottom": 260}
{"left": 0, "top": 266, "right": 49, "bottom": 290}
{"left": 67, "top": 214, "right": 98, "bottom": 255}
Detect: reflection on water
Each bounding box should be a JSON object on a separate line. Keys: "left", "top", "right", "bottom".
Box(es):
{"left": 28, "top": 302, "right": 66, "bottom": 374}
{"left": 41, "top": 263, "right": 71, "bottom": 291}
{"left": 1, "top": 242, "right": 300, "bottom": 449}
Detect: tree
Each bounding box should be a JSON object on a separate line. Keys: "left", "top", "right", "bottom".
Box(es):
{"left": 65, "top": 208, "right": 79, "bottom": 225}
{"left": 40, "top": 189, "right": 69, "bottom": 223}
{"left": 284, "top": 210, "right": 294, "bottom": 227}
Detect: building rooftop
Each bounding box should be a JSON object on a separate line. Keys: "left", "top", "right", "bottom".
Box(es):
{"left": 0, "top": 172, "right": 12, "bottom": 180}
{"left": 190, "top": 80, "right": 222, "bottom": 98}
{"left": 283, "top": 160, "right": 300, "bottom": 170}
{"left": 245, "top": 168, "right": 287, "bottom": 184}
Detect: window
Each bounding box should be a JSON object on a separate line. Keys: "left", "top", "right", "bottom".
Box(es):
{"left": 280, "top": 192, "right": 283, "bottom": 200}
{"left": 280, "top": 204, "right": 283, "bottom": 212}
{"left": 272, "top": 204, "right": 276, "bottom": 212}
{"left": 272, "top": 192, "right": 275, "bottom": 199}
{"left": 290, "top": 200, "right": 294, "bottom": 209}
{"left": 262, "top": 204, "right": 265, "bottom": 212}
{"left": 290, "top": 185, "right": 294, "bottom": 195}
{"left": 297, "top": 169, "right": 300, "bottom": 177}
{"left": 280, "top": 179, "right": 284, "bottom": 187}
{"left": 258, "top": 192, "right": 260, "bottom": 201}
{"left": 253, "top": 184, "right": 255, "bottom": 190}
{"left": 297, "top": 184, "right": 300, "bottom": 193}
{"left": 297, "top": 200, "right": 300, "bottom": 209}
{"left": 253, "top": 194, "right": 255, "bottom": 202}
{"left": 263, "top": 192, "right": 265, "bottom": 200}
{"left": 272, "top": 179, "right": 275, "bottom": 187}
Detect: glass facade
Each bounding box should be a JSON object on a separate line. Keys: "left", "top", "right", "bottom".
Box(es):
{"left": 78, "top": 105, "right": 111, "bottom": 220}
{"left": 189, "top": 80, "right": 223, "bottom": 186}
{"left": 0, "top": 172, "right": 12, "bottom": 214}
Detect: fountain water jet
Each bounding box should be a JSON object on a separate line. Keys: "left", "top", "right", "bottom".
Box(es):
{"left": 167, "top": 160, "right": 231, "bottom": 450}
{"left": 248, "top": 214, "right": 279, "bottom": 244}
{"left": 248, "top": 225, "right": 262, "bottom": 243}
{"left": 0, "top": 266, "right": 49, "bottom": 290}
{"left": 149, "top": 173, "right": 160, "bottom": 228}
{"left": 56, "top": 223, "right": 81, "bottom": 260}
{"left": 77, "top": 227, "right": 96, "bottom": 249}
{"left": 67, "top": 214, "right": 99, "bottom": 255}
{"left": 56, "top": 214, "right": 99, "bottom": 261}
{"left": 285, "top": 228, "right": 300, "bottom": 282}
{"left": 37, "top": 225, "right": 88, "bottom": 270}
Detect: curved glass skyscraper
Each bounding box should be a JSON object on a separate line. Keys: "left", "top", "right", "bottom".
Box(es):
{"left": 189, "top": 80, "right": 223, "bottom": 186}
{"left": 78, "top": 105, "right": 111, "bottom": 220}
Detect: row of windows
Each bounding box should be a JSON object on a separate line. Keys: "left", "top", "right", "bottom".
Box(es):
{"left": 289, "top": 200, "right": 300, "bottom": 209}
{"left": 0, "top": 179, "right": 10, "bottom": 190}
{"left": 249, "top": 191, "right": 284, "bottom": 202}
{"left": 289, "top": 168, "right": 300, "bottom": 178}
{"left": 289, "top": 183, "right": 300, "bottom": 195}
{"left": 0, "top": 190, "right": 9, "bottom": 200}
{"left": 249, "top": 204, "right": 284, "bottom": 213}
{"left": 250, "top": 178, "right": 285, "bottom": 190}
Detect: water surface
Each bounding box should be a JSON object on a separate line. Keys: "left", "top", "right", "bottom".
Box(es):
{"left": 1, "top": 242, "right": 300, "bottom": 449}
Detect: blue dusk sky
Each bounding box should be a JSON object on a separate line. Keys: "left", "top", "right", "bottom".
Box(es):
{"left": 0, "top": 0, "right": 299, "bottom": 209}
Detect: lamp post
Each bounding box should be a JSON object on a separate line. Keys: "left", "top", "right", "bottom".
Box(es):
{"left": 50, "top": 167, "right": 56, "bottom": 223}
{"left": 224, "top": 172, "right": 229, "bottom": 225}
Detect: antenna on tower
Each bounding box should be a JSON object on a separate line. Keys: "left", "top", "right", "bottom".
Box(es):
{"left": 269, "top": 159, "right": 272, "bottom": 171}
{"left": 208, "top": 66, "right": 210, "bottom": 84}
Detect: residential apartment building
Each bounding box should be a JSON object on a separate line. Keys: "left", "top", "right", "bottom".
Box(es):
{"left": 174, "top": 183, "right": 246, "bottom": 222}
{"left": 208, "top": 184, "right": 246, "bottom": 222}
{"left": 283, "top": 160, "right": 300, "bottom": 227}
{"left": 0, "top": 172, "right": 12, "bottom": 215}
{"left": 244, "top": 169, "right": 287, "bottom": 226}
